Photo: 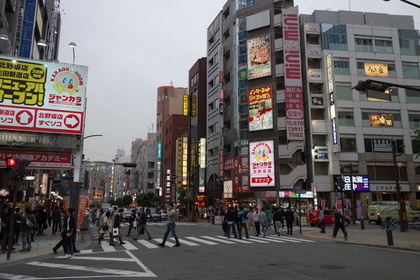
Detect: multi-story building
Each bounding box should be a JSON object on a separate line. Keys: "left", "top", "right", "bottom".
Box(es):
{"left": 0, "top": 0, "right": 61, "bottom": 60}
{"left": 131, "top": 133, "right": 157, "bottom": 195}
{"left": 300, "top": 10, "right": 420, "bottom": 214}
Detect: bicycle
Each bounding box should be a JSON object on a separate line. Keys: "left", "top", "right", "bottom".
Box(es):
{"left": 380, "top": 217, "right": 397, "bottom": 231}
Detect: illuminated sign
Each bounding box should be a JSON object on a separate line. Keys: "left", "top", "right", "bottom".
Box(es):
{"left": 364, "top": 63, "right": 388, "bottom": 77}
{"left": 341, "top": 175, "right": 370, "bottom": 191}
{"left": 183, "top": 94, "right": 189, "bottom": 116}
{"left": 249, "top": 140, "right": 275, "bottom": 187}
{"left": 247, "top": 35, "right": 271, "bottom": 79}
{"left": 0, "top": 148, "right": 72, "bottom": 169}
{"left": 0, "top": 56, "right": 88, "bottom": 134}
{"left": 248, "top": 86, "right": 273, "bottom": 131}
{"left": 157, "top": 142, "right": 162, "bottom": 159}
{"left": 369, "top": 113, "right": 393, "bottom": 127}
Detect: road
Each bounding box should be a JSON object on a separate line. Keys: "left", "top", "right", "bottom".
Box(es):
{"left": 0, "top": 222, "right": 419, "bottom": 280}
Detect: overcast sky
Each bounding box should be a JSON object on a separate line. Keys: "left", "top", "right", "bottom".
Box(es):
{"left": 58, "top": 0, "right": 420, "bottom": 162}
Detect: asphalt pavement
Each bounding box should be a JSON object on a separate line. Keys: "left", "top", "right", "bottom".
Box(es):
{"left": 1, "top": 220, "right": 419, "bottom": 265}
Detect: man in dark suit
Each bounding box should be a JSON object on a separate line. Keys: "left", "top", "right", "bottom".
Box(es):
{"left": 62, "top": 208, "right": 75, "bottom": 258}
{"left": 112, "top": 209, "right": 126, "bottom": 245}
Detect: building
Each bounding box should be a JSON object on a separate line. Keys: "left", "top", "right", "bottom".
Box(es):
{"left": 300, "top": 10, "right": 420, "bottom": 214}
{"left": 131, "top": 133, "right": 157, "bottom": 195}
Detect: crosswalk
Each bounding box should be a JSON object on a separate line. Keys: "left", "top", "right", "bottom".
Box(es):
{"left": 81, "top": 234, "right": 315, "bottom": 254}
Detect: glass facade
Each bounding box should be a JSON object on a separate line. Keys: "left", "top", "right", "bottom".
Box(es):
{"left": 321, "top": 24, "right": 347, "bottom": 50}
{"left": 399, "top": 29, "right": 419, "bottom": 55}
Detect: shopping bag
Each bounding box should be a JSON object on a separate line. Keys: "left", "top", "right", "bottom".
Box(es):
{"left": 112, "top": 227, "right": 120, "bottom": 237}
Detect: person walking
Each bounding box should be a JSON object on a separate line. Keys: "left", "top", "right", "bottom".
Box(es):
{"left": 331, "top": 208, "right": 348, "bottom": 241}
{"left": 126, "top": 209, "right": 137, "bottom": 237}
{"left": 272, "top": 207, "right": 284, "bottom": 236}
{"left": 19, "top": 207, "right": 36, "bottom": 252}
{"left": 62, "top": 208, "right": 76, "bottom": 258}
{"left": 258, "top": 208, "right": 269, "bottom": 237}
{"left": 157, "top": 204, "right": 180, "bottom": 247}
{"left": 1, "top": 205, "right": 14, "bottom": 253}
{"left": 37, "top": 206, "right": 47, "bottom": 236}
{"left": 132, "top": 207, "right": 152, "bottom": 241}
{"left": 238, "top": 207, "right": 249, "bottom": 239}
{"left": 285, "top": 207, "right": 294, "bottom": 235}
{"left": 265, "top": 208, "right": 273, "bottom": 230}
{"left": 98, "top": 210, "right": 111, "bottom": 243}
{"left": 112, "top": 209, "right": 126, "bottom": 246}
{"left": 225, "top": 206, "right": 238, "bottom": 238}
{"left": 318, "top": 207, "right": 326, "bottom": 233}
{"left": 247, "top": 206, "right": 257, "bottom": 236}
{"left": 51, "top": 206, "right": 61, "bottom": 234}
{"left": 97, "top": 209, "right": 104, "bottom": 236}
{"left": 253, "top": 208, "right": 261, "bottom": 236}
{"left": 14, "top": 208, "right": 21, "bottom": 246}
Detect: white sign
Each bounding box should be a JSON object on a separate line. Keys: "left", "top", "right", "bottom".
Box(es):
{"left": 249, "top": 140, "right": 275, "bottom": 187}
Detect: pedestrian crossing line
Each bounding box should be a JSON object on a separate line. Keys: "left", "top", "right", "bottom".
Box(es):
{"left": 227, "top": 236, "right": 270, "bottom": 244}
{"left": 80, "top": 249, "right": 93, "bottom": 254}
{"left": 185, "top": 236, "right": 218, "bottom": 245}
{"left": 136, "top": 239, "right": 159, "bottom": 249}
{"left": 254, "top": 236, "right": 286, "bottom": 243}
{"left": 122, "top": 241, "right": 137, "bottom": 250}
{"left": 202, "top": 236, "right": 237, "bottom": 244}
{"left": 216, "top": 236, "right": 253, "bottom": 244}
{"left": 170, "top": 238, "right": 200, "bottom": 246}
{"left": 154, "top": 238, "right": 175, "bottom": 247}
{"left": 101, "top": 242, "right": 116, "bottom": 252}
{"left": 278, "top": 236, "right": 316, "bottom": 243}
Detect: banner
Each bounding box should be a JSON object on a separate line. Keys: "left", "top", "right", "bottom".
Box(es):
{"left": 77, "top": 194, "right": 89, "bottom": 230}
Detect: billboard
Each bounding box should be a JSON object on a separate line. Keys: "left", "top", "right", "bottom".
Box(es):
{"left": 282, "top": 7, "right": 304, "bottom": 140}
{"left": 247, "top": 35, "right": 271, "bottom": 79}
{"left": 249, "top": 140, "right": 275, "bottom": 187}
{"left": 341, "top": 175, "right": 370, "bottom": 191}
{"left": 0, "top": 148, "right": 72, "bottom": 169}
{"left": 248, "top": 86, "right": 273, "bottom": 131}
{"left": 0, "top": 56, "right": 88, "bottom": 134}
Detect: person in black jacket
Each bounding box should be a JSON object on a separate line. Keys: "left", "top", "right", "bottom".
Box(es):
{"left": 126, "top": 209, "right": 136, "bottom": 237}
{"left": 112, "top": 209, "right": 126, "bottom": 245}
{"left": 272, "top": 207, "right": 284, "bottom": 236}
{"left": 285, "top": 207, "right": 294, "bottom": 235}
{"left": 225, "top": 207, "right": 238, "bottom": 238}
{"left": 62, "top": 208, "right": 76, "bottom": 258}
{"left": 331, "top": 208, "right": 348, "bottom": 241}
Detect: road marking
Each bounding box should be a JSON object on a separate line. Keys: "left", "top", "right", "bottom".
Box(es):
{"left": 202, "top": 236, "right": 236, "bottom": 244}
{"left": 185, "top": 236, "right": 218, "bottom": 245}
{"left": 122, "top": 241, "right": 137, "bottom": 250}
{"left": 101, "top": 242, "right": 116, "bottom": 252}
{"left": 279, "top": 236, "right": 316, "bottom": 243}
{"left": 154, "top": 238, "right": 175, "bottom": 247}
{"left": 170, "top": 238, "right": 199, "bottom": 246}
{"left": 255, "top": 236, "right": 286, "bottom": 243}
{"left": 137, "top": 239, "right": 159, "bottom": 249}
{"left": 220, "top": 235, "right": 269, "bottom": 243}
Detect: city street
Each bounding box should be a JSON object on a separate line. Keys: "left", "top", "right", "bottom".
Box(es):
{"left": 0, "top": 221, "right": 419, "bottom": 279}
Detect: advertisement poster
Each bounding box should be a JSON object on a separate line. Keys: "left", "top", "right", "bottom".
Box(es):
{"left": 0, "top": 148, "right": 72, "bottom": 169}
{"left": 249, "top": 140, "right": 275, "bottom": 187}
{"left": 77, "top": 194, "right": 89, "bottom": 230}
{"left": 248, "top": 86, "right": 273, "bottom": 131}
{"left": 369, "top": 113, "right": 393, "bottom": 127}
{"left": 247, "top": 35, "right": 271, "bottom": 80}
{"left": 0, "top": 56, "right": 88, "bottom": 134}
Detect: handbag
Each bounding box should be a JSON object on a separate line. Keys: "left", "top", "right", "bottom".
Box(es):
{"left": 26, "top": 217, "right": 34, "bottom": 228}
{"left": 112, "top": 227, "right": 120, "bottom": 237}
{"left": 102, "top": 223, "right": 109, "bottom": 231}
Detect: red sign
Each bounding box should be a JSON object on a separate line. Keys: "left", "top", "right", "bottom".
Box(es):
{"left": 77, "top": 194, "right": 89, "bottom": 230}
{"left": 251, "top": 175, "right": 274, "bottom": 185}
{"left": 170, "top": 173, "right": 177, "bottom": 180}
{"left": 0, "top": 148, "right": 72, "bottom": 169}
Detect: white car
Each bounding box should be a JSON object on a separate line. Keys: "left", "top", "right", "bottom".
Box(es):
{"left": 161, "top": 210, "right": 168, "bottom": 221}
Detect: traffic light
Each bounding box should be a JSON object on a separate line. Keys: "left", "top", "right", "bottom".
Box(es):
{"left": 5, "top": 157, "right": 18, "bottom": 176}
{"left": 333, "top": 175, "right": 344, "bottom": 191}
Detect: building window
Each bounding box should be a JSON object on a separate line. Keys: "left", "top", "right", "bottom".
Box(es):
{"left": 408, "top": 114, "right": 420, "bottom": 128}
{"left": 412, "top": 139, "right": 420, "bottom": 153}
{"left": 338, "top": 111, "right": 354, "bottom": 126}
{"left": 406, "top": 88, "right": 420, "bottom": 103}
{"left": 402, "top": 62, "right": 420, "bottom": 79}
{"left": 321, "top": 24, "right": 347, "bottom": 50}
{"left": 399, "top": 29, "right": 419, "bottom": 55}
{"left": 334, "top": 59, "right": 350, "bottom": 75}
{"left": 355, "top": 37, "right": 373, "bottom": 52}
{"left": 375, "top": 38, "right": 393, "bottom": 53}
{"left": 335, "top": 83, "right": 352, "bottom": 100}
{"left": 314, "top": 162, "right": 329, "bottom": 175}
{"left": 340, "top": 138, "right": 356, "bottom": 152}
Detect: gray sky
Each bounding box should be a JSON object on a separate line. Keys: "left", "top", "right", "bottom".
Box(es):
{"left": 58, "top": 0, "right": 420, "bottom": 162}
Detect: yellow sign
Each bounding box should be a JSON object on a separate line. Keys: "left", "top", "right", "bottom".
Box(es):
{"left": 364, "top": 63, "right": 388, "bottom": 77}
{"left": 183, "top": 94, "right": 189, "bottom": 116}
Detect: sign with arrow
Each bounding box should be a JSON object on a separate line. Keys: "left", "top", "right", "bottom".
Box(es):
{"left": 249, "top": 140, "right": 275, "bottom": 187}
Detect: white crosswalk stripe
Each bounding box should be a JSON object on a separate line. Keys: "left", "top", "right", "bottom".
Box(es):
{"left": 89, "top": 235, "right": 315, "bottom": 253}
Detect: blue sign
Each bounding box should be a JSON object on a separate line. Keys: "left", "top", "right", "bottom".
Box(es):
{"left": 342, "top": 175, "right": 370, "bottom": 191}
{"left": 157, "top": 141, "right": 162, "bottom": 160}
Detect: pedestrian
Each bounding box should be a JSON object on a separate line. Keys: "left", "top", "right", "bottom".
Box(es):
{"left": 14, "top": 208, "right": 21, "bottom": 246}
{"left": 97, "top": 209, "right": 104, "bottom": 235}
{"left": 62, "top": 208, "right": 76, "bottom": 258}
{"left": 225, "top": 206, "right": 238, "bottom": 238}
{"left": 98, "top": 210, "right": 111, "bottom": 243}
{"left": 253, "top": 208, "right": 261, "bottom": 236}
{"left": 258, "top": 208, "right": 269, "bottom": 237}
{"left": 318, "top": 206, "right": 326, "bottom": 233}
{"left": 238, "top": 207, "right": 249, "bottom": 239}
{"left": 37, "top": 206, "right": 47, "bottom": 236}
{"left": 247, "top": 206, "right": 257, "bottom": 236}
{"left": 272, "top": 207, "right": 284, "bottom": 236}
{"left": 285, "top": 207, "right": 294, "bottom": 235}
{"left": 109, "top": 207, "right": 117, "bottom": 244}
{"left": 30, "top": 209, "right": 38, "bottom": 242}
{"left": 331, "top": 208, "right": 348, "bottom": 241}
{"left": 126, "top": 209, "right": 136, "bottom": 237}
{"left": 51, "top": 206, "right": 61, "bottom": 234}
{"left": 265, "top": 208, "right": 273, "bottom": 230}
{"left": 157, "top": 203, "right": 180, "bottom": 247}
{"left": 132, "top": 207, "right": 152, "bottom": 241}
{"left": 112, "top": 209, "right": 126, "bottom": 246}
{"left": 1, "top": 205, "right": 14, "bottom": 253}
{"left": 19, "top": 207, "right": 36, "bottom": 252}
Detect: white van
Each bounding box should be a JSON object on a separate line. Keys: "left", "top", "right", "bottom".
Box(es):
{"left": 368, "top": 201, "right": 420, "bottom": 224}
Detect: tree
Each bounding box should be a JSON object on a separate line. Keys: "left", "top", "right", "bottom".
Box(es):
{"left": 122, "top": 195, "right": 133, "bottom": 207}
{"left": 136, "top": 192, "right": 162, "bottom": 207}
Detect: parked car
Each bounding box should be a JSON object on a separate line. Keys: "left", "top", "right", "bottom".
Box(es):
{"left": 122, "top": 209, "right": 132, "bottom": 222}
{"left": 306, "top": 209, "right": 350, "bottom": 226}
{"left": 146, "top": 208, "right": 162, "bottom": 222}
{"left": 161, "top": 210, "right": 168, "bottom": 221}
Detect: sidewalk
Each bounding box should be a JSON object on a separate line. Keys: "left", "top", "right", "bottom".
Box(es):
{"left": 0, "top": 227, "right": 92, "bottom": 264}
{"left": 301, "top": 223, "right": 420, "bottom": 252}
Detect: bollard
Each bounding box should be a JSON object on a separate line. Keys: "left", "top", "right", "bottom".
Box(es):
{"left": 360, "top": 220, "right": 365, "bottom": 230}
{"left": 386, "top": 228, "right": 394, "bottom": 246}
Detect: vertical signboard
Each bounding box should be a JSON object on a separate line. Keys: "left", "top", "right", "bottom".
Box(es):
{"left": 249, "top": 140, "right": 275, "bottom": 187}
{"left": 248, "top": 86, "right": 273, "bottom": 131}
{"left": 326, "top": 53, "right": 341, "bottom": 152}
{"left": 247, "top": 35, "right": 271, "bottom": 79}
{"left": 282, "top": 7, "right": 304, "bottom": 140}
{"left": 19, "top": 0, "right": 36, "bottom": 58}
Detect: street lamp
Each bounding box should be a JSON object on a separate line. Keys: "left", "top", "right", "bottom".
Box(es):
{"left": 392, "top": 140, "right": 408, "bottom": 231}
{"left": 68, "top": 42, "right": 77, "bottom": 65}
{"left": 0, "top": 33, "right": 12, "bottom": 55}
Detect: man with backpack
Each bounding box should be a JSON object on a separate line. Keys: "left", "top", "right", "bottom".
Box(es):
{"left": 238, "top": 207, "right": 249, "bottom": 239}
